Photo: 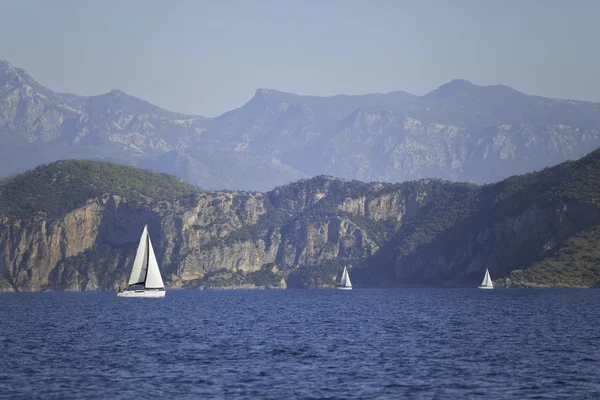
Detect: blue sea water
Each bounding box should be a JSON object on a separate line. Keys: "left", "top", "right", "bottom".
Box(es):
{"left": 1, "top": 289, "right": 600, "bottom": 399}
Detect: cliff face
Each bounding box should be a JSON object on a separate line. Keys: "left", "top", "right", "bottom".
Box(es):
{"left": 2, "top": 149, "right": 600, "bottom": 292}
{"left": 0, "top": 195, "right": 129, "bottom": 291}
{"left": 146, "top": 182, "right": 414, "bottom": 289}
{"left": 391, "top": 199, "right": 600, "bottom": 287}
{"left": 0, "top": 179, "right": 414, "bottom": 291}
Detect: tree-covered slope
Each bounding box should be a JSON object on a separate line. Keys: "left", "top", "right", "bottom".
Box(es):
{"left": 1, "top": 149, "right": 600, "bottom": 292}
{"left": 367, "top": 148, "right": 600, "bottom": 287}
{"left": 0, "top": 159, "right": 200, "bottom": 219}
{"left": 497, "top": 226, "right": 600, "bottom": 288}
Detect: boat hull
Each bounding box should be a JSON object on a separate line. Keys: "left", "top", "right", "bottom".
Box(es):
{"left": 117, "top": 289, "right": 166, "bottom": 298}
{"left": 477, "top": 286, "right": 494, "bottom": 290}
{"left": 336, "top": 286, "right": 352, "bottom": 290}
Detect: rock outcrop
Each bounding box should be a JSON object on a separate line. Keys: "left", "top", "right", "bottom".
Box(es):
{"left": 1, "top": 148, "right": 600, "bottom": 291}
{"left": 0, "top": 180, "right": 405, "bottom": 291}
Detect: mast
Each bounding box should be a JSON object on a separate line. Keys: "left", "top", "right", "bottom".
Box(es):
{"left": 145, "top": 229, "right": 165, "bottom": 289}
{"left": 142, "top": 227, "right": 150, "bottom": 287}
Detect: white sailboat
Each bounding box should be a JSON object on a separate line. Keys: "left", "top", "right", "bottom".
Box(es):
{"left": 117, "top": 225, "right": 166, "bottom": 298}
{"left": 478, "top": 268, "right": 494, "bottom": 290}
{"left": 337, "top": 266, "right": 352, "bottom": 290}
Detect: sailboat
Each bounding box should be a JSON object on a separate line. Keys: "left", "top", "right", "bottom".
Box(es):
{"left": 337, "top": 266, "right": 352, "bottom": 290}
{"left": 478, "top": 268, "right": 494, "bottom": 290}
{"left": 116, "top": 225, "right": 166, "bottom": 298}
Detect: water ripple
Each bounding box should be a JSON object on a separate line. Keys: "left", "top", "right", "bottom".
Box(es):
{"left": 2, "top": 289, "right": 600, "bottom": 399}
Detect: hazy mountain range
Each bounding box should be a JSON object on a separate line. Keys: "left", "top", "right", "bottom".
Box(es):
{"left": 1, "top": 59, "right": 599, "bottom": 190}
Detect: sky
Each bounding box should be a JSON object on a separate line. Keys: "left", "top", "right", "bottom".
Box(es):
{"left": 1, "top": 0, "right": 598, "bottom": 117}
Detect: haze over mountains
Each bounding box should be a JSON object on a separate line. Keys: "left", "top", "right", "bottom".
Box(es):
{"left": 1, "top": 59, "right": 599, "bottom": 190}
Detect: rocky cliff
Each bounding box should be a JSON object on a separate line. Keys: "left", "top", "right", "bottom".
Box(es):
{"left": 0, "top": 173, "right": 412, "bottom": 291}
{"left": 1, "top": 149, "right": 600, "bottom": 292}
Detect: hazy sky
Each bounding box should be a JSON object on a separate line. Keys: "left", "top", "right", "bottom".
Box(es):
{"left": 1, "top": 0, "right": 598, "bottom": 116}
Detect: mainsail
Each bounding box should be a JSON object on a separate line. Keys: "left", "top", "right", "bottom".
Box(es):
{"left": 128, "top": 225, "right": 149, "bottom": 286}
{"left": 127, "top": 225, "right": 164, "bottom": 289}
{"left": 340, "top": 266, "right": 352, "bottom": 288}
{"left": 480, "top": 268, "right": 493, "bottom": 288}
{"left": 145, "top": 234, "right": 165, "bottom": 289}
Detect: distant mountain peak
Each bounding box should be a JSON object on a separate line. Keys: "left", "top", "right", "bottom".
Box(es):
{"left": 430, "top": 79, "right": 476, "bottom": 92}
{"left": 421, "top": 79, "right": 476, "bottom": 100}
{"left": 252, "top": 88, "right": 299, "bottom": 102}
{"left": 0, "top": 59, "right": 43, "bottom": 90}
{"left": 0, "top": 59, "right": 23, "bottom": 80}
{"left": 240, "top": 89, "right": 301, "bottom": 111}
{"left": 88, "top": 88, "right": 170, "bottom": 115}
{"left": 255, "top": 88, "right": 285, "bottom": 96}
{"left": 421, "top": 79, "right": 524, "bottom": 100}
{"left": 446, "top": 78, "right": 474, "bottom": 87}
{"left": 0, "top": 59, "right": 14, "bottom": 71}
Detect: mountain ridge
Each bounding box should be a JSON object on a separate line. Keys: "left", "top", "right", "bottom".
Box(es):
{"left": 1, "top": 58, "right": 600, "bottom": 190}
{"left": 3, "top": 58, "right": 599, "bottom": 117}
{"left": 1, "top": 148, "right": 599, "bottom": 292}
{"left": 5, "top": 59, "right": 596, "bottom": 111}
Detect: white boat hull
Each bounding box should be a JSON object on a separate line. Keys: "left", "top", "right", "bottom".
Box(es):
{"left": 477, "top": 286, "right": 493, "bottom": 290}
{"left": 117, "top": 289, "right": 166, "bottom": 298}
{"left": 336, "top": 286, "right": 352, "bottom": 290}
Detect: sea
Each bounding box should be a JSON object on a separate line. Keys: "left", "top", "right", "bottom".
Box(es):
{"left": 1, "top": 289, "right": 600, "bottom": 399}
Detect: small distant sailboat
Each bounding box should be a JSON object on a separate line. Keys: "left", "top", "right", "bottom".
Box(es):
{"left": 478, "top": 268, "right": 494, "bottom": 290}
{"left": 337, "top": 266, "right": 352, "bottom": 290}
{"left": 116, "top": 225, "right": 166, "bottom": 298}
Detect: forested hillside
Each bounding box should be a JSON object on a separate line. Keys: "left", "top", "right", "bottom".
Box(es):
{"left": 1, "top": 149, "right": 599, "bottom": 291}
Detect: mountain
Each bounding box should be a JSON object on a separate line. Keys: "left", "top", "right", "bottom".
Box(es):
{"left": 0, "top": 159, "right": 200, "bottom": 218}
{"left": 363, "top": 147, "right": 600, "bottom": 287}
{"left": 1, "top": 59, "right": 600, "bottom": 190}
{"left": 1, "top": 149, "right": 599, "bottom": 292}
{"left": 0, "top": 60, "right": 210, "bottom": 184}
